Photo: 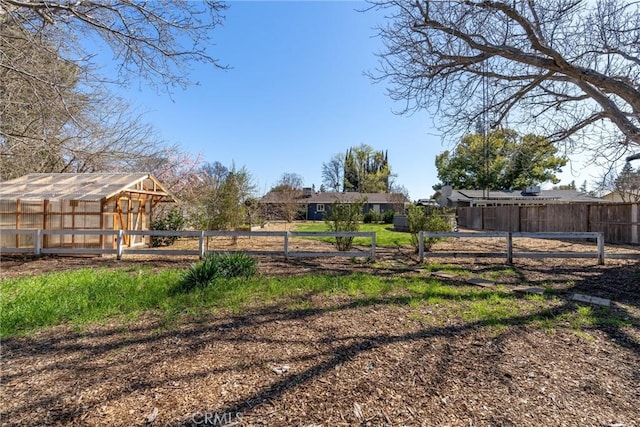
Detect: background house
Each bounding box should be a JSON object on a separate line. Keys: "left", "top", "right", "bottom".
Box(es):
{"left": 0, "top": 173, "right": 174, "bottom": 249}
{"left": 434, "top": 185, "right": 603, "bottom": 208}
{"left": 260, "top": 190, "right": 409, "bottom": 221}
{"left": 602, "top": 190, "right": 640, "bottom": 203}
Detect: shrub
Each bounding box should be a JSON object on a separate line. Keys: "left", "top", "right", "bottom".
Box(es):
{"left": 407, "top": 205, "right": 452, "bottom": 252}
{"left": 150, "top": 208, "right": 186, "bottom": 247}
{"left": 363, "top": 211, "right": 379, "bottom": 224}
{"left": 178, "top": 252, "right": 256, "bottom": 292}
{"left": 324, "top": 199, "right": 364, "bottom": 251}
{"left": 382, "top": 209, "right": 395, "bottom": 224}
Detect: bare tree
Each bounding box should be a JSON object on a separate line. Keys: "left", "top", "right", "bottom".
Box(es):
{"left": 131, "top": 146, "right": 204, "bottom": 201}
{"left": 0, "top": 20, "right": 82, "bottom": 179}
{"left": 268, "top": 173, "right": 305, "bottom": 222}
{"left": 322, "top": 154, "right": 344, "bottom": 192}
{"left": 1, "top": 0, "right": 227, "bottom": 90}
{"left": 603, "top": 162, "right": 640, "bottom": 202}
{"left": 1, "top": 0, "right": 226, "bottom": 179}
{"left": 369, "top": 0, "right": 640, "bottom": 162}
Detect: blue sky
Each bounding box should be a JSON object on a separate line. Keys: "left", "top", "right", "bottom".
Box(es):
{"left": 111, "top": 1, "right": 597, "bottom": 199}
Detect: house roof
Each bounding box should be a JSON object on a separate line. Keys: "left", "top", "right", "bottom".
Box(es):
{"left": 261, "top": 191, "right": 409, "bottom": 204}
{"left": 441, "top": 189, "right": 603, "bottom": 204}
{"left": 306, "top": 192, "right": 409, "bottom": 204}
{"left": 0, "top": 173, "right": 174, "bottom": 202}
{"left": 601, "top": 190, "right": 640, "bottom": 202}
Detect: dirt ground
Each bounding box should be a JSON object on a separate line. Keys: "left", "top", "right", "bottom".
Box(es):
{"left": 1, "top": 223, "right": 639, "bottom": 426}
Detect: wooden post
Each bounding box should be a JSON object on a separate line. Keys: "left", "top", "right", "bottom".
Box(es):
{"left": 284, "top": 231, "right": 289, "bottom": 259}
{"left": 71, "top": 200, "right": 76, "bottom": 247}
{"left": 35, "top": 229, "right": 42, "bottom": 256}
{"left": 370, "top": 232, "right": 376, "bottom": 260}
{"left": 199, "top": 230, "right": 205, "bottom": 259}
{"left": 418, "top": 231, "right": 424, "bottom": 263}
{"left": 42, "top": 199, "right": 49, "bottom": 249}
{"left": 116, "top": 230, "right": 124, "bottom": 260}
{"left": 632, "top": 203, "right": 638, "bottom": 245}
{"left": 100, "top": 200, "right": 106, "bottom": 249}
{"left": 506, "top": 232, "right": 513, "bottom": 264}
{"left": 597, "top": 232, "right": 605, "bottom": 265}
{"left": 15, "top": 199, "right": 21, "bottom": 248}
{"left": 127, "top": 198, "right": 133, "bottom": 247}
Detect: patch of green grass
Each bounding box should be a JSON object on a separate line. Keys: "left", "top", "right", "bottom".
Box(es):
{"left": 566, "top": 305, "right": 596, "bottom": 329}
{"left": 1, "top": 271, "right": 406, "bottom": 337}
{"left": 460, "top": 293, "right": 520, "bottom": 325}
{"left": 553, "top": 303, "right": 634, "bottom": 331}
{"left": 0, "top": 268, "right": 183, "bottom": 337}
{"left": 483, "top": 266, "right": 519, "bottom": 281}
{"left": 294, "top": 222, "right": 412, "bottom": 247}
{"left": 422, "top": 263, "right": 470, "bottom": 275}
{"left": 7, "top": 264, "right": 630, "bottom": 339}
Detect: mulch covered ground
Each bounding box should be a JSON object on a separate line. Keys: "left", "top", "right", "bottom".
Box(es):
{"left": 1, "top": 229, "right": 639, "bottom": 426}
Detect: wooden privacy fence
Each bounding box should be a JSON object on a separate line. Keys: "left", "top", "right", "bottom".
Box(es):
{"left": 0, "top": 229, "right": 377, "bottom": 260}
{"left": 457, "top": 203, "right": 639, "bottom": 245}
{"left": 418, "top": 231, "right": 610, "bottom": 265}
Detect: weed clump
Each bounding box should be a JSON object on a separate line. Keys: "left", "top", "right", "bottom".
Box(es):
{"left": 178, "top": 252, "right": 256, "bottom": 292}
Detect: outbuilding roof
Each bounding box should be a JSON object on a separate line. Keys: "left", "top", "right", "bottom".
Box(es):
{"left": 0, "top": 173, "right": 174, "bottom": 202}
{"left": 442, "top": 189, "right": 603, "bottom": 204}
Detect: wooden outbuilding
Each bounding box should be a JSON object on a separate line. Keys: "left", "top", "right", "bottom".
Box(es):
{"left": 0, "top": 173, "right": 174, "bottom": 249}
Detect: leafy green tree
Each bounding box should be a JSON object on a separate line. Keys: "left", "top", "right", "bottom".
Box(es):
{"left": 189, "top": 162, "right": 256, "bottom": 230}
{"left": 434, "top": 129, "right": 566, "bottom": 190}
{"left": 324, "top": 198, "right": 365, "bottom": 251}
{"left": 150, "top": 208, "right": 186, "bottom": 247}
{"left": 406, "top": 205, "right": 452, "bottom": 253}
{"left": 342, "top": 144, "right": 391, "bottom": 193}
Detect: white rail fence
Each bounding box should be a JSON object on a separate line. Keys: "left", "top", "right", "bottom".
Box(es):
{"left": 418, "top": 231, "right": 613, "bottom": 265}
{"left": 2, "top": 229, "right": 637, "bottom": 265}
{"left": 0, "top": 229, "right": 376, "bottom": 260}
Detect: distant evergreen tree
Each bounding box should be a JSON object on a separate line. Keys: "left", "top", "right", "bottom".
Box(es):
{"left": 579, "top": 180, "right": 588, "bottom": 193}
{"left": 614, "top": 163, "right": 640, "bottom": 202}
{"left": 342, "top": 144, "right": 391, "bottom": 192}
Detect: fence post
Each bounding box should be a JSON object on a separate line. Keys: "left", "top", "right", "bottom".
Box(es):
{"left": 199, "top": 230, "right": 205, "bottom": 259}
{"left": 597, "top": 232, "right": 605, "bottom": 265}
{"left": 632, "top": 203, "right": 638, "bottom": 245}
{"left": 284, "top": 231, "right": 289, "bottom": 259}
{"left": 116, "top": 230, "right": 124, "bottom": 260}
{"left": 35, "top": 229, "right": 42, "bottom": 256}
{"left": 418, "top": 231, "right": 424, "bottom": 263}
{"left": 370, "top": 232, "right": 376, "bottom": 260}
{"left": 506, "top": 232, "right": 513, "bottom": 264}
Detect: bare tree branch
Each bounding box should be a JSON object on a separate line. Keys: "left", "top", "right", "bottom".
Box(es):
{"left": 369, "top": 0, "right": 640, "bottom": 158}
{"left": 1, "top": 0, "right": 227, "bottom": 180}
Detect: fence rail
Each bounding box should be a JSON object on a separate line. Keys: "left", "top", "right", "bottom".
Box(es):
{"left": 0, "top": 229, "right": 376, "bottom": 260}
{"left": 2, "top": 229, "right": 637, "bottom": 265}
{"left": 418, "top": 231, "right": 607, "bottom": 265}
